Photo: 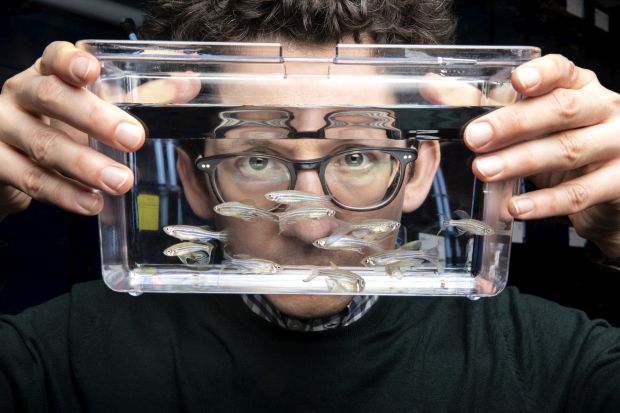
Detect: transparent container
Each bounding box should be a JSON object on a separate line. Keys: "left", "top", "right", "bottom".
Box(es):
{"left": 77, "top": 40, "right": 540, "bottom": 297}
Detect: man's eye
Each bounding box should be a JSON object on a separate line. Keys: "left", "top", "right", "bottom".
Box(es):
{"left": 247, "top": 157, "right": 269, "bottom": 171}
{"left": 343, "top": 153, "right": 367, "bottom": 167}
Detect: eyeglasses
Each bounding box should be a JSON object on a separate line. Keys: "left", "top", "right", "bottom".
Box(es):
{"left": 195, "top": 146, "right": 417, "bottom": 211}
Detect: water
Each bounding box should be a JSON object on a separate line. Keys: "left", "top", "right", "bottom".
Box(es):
{"left": 97, "top": 104, "right": 514, "bottom": 296}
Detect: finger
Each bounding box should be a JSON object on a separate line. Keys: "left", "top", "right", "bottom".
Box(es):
{"left": 49, "top": 118, "right": 89, "bottom": 145}
{"left": 1, "top": 108, "right": 133, "bottom": 194}
{"left": 125, "top": 77, "right": 202, "bottom": 104}
{"left": 14, "top": 74, "right": 146, "bottom": 152}
{"left": 0, "top": 141, "right": 103, "bottom": 215}
{"left": 464, "top": 87, "right": 610, "bottom": 152}
{"left": 471, "top": 122, "right": 620, "bottom": 181}
{"left": 418, "top": 74, "right": 484, "bottom": 106}
{"left": 512, "top": 54, "right": 597, "bottom": 97}
{"left": 419, "top": 73, "right": 519, "bottom": 106}
{"left": 507, "top": 160, "right": 620, "bottom": 219}
{"left": 34, "top": 41, "right": 100, "bottom": 87}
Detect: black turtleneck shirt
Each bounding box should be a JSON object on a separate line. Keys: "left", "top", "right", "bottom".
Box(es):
{"left": 1, "top": 280, "right": 619, "bottom": 412}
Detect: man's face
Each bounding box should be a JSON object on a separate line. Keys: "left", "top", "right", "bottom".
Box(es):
{"left": 184, "top": 41, "right": 438, "bottom": 318}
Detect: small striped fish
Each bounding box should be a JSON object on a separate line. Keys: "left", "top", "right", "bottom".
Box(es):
{"left": 163, "top": 242, "right": 215, "bottom": 266}
{"left": 163, "top": 225, "right": 228, "bottom": 243}
{"left": 312, "top": 234, "right": 383, "bottom": 255}
{"left": 278, "top": 207, "right": 336, "bottom": 225}
{"left": 213, "top": 201, "right": 278, "bottom": 222}
{"left": 437, "top": 210, "right": 495, "bottom": 237}
{"left": 338, "top": 218, "right": 400, "bottom": 240}
{"left": 265, "top": 190, "right": 331, "bottom": 206}
{"left": 222, "top": 254, "right": 282, "bottom": 273}
{"left": 361, "top": 243, "right": 439, "bottom": 267}
{"left": 303, "top": 263, "right": 366, "bottom": 292}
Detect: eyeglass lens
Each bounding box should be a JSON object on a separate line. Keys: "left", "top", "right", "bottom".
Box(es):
{"left": 212, "top": 149, "right": 401, "bottom": 209}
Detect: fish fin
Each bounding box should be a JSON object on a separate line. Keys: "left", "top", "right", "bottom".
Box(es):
{"left": 399, "top": 240, "right": 422, "bottom": 251}
{"left": 455, "top": 228, "right": 467, "bottom": 237}
{"left": 329, "top": 261, "right": 339, "bottom": 270}
{"left": 454, "top": 210, "right": 471, "bottom": 219}
{"left": 199, "top": 225, "right": 212, "bottom": 230}
{"left": 325, "top": 279, "right": 338, "bottom": 291}
{"left": 302, "top": 271, "right": 319, "bottom": 282}
{"left": 386, "top": 264, "right": 403, "bottom": 279}
{"left": 437, "top": 214, "right": 449, "bottom": 235}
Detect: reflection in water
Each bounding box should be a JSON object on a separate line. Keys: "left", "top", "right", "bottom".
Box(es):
{"left": 214, "top": 107, "right": 401, "bottom": 139}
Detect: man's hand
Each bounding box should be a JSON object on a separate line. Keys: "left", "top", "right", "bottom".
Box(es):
{"left": 0, "top": 41, "right": 202, "bottom": 220}
{"left": 465, "top": 54, "right": 620, "bottom": 258}
{"left": 0, "top": 41, "right": 145, "bottom": 218}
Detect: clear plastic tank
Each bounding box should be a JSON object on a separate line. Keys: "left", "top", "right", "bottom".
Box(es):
{"left": 78, "top": 40, "right": 540, "bottom": 297}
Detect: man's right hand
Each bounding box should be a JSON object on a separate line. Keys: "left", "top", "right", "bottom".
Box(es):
{"left": 0, "top": 41, "right": 146, "bottom": 219}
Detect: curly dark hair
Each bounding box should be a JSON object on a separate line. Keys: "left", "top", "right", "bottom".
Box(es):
{"left": 140, "top": 0, "right": 456, "bottom": 44}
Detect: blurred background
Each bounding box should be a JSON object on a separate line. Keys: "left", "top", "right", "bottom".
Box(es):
{"left": 1, "top": 0, "right": 619, "bottom": 325}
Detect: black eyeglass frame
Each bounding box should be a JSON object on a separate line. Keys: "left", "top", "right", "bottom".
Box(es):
{"left": 195, "top": 146, "right": 418, "bottom": 212}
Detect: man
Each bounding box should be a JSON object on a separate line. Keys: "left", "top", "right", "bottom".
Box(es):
{"left": 0, "top": 1, "right": 619, "bottom": 411}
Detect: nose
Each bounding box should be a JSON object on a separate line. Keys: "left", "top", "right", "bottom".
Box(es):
{"left": 277, "top": 170, "right": 340, "bottom": 243}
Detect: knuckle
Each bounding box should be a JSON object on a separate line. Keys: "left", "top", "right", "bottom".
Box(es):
{"left": 581, "top": 68, "right": 598, "bottom": 83}
{"left": 497, "top": 107, "right": 528, "bottom": 135}
{"left": 562, "top": 182, "right": 590, "bottom": 211}
{"left": 556, "top": 132, "right": 584, "bottom": 167}
{"left": 42, "top": 41, "right": 71, "bottom": 61}
{"left": 549, "top": 88, "right": 580, "bottom": 121}
{"left": 1, "top": 76, "right": 18, "bottom": 94}
{"left": 36, "top": 75, "right": 65, "bottom": 107}
{"left": 22, "top": 167, "right": 47, "bottom": 197}
{"left": 548, "top": 54, "right": 570, "bottom": 71}
{"left": 30, "top": 126, "right": 59, "bottom": 164}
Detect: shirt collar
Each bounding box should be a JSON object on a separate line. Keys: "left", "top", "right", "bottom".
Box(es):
{"left": 241, "top": 294, "right": 379, "bottom": 332}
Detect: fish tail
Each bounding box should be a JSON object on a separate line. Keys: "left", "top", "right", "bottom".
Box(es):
{"left": 303, "top": 270, "right": 319, "bottom": 283}
{"left": 437, "top": 214, "right": 450, "bottom": 235}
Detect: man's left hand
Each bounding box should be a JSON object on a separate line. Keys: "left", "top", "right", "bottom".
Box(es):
{"left": 465, "top": 54, "right": 620, "bottom": 258}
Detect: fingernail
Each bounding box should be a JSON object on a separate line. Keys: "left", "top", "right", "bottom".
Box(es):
{"left": 77, "top": 191, "right": 100, "bottom": 212}
{"left": 115, "top": 122, "right": 144, "bottom": 150}
{"left": 466, "top": 122, "right": 493, "bottom": 148}
{"left": 70, "top": 57, "right": 93, "bottom": 81}
{"left": 476, "top": 156, "right": 504, "bottom": 178}
{"left": 101, "top": 166, "right": 130, "bottom": 191}
{"left": 516, "top": 67, "right": 540, "bottom": 89}
{"left": 512, "top": 197, "right": 534, "bottom": 215}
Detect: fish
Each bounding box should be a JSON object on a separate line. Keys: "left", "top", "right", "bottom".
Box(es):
{"left": 213, "top": 201, "right": 279, "bottom": 222}
{"left": 361, "top": 241, "right": 439, "bottom": 268}
{"left": 163, "top": 224, "right": 229, "bottom": 243}
{"left": 437, "top": 210, "right": 495, "bottom": 237}
{"left": 303, "top": 263, "right": 366, "bottom": 292}
{"left": 163, "top": 242, "right": 215, "bottom": 266}
{"left": 277, "top": 207, "right": 337, "bottom": 225}
{"left": 264, "top": 190, "right": 331, "bottom": 206}
{"left": 335, "top": 218, "right": 400, "bottom": 240}
{"left": 312, "top": 234, "right": 384, "bottom": 254}
{"left": 222, "top": 253, "right": 283, "bottom": 273}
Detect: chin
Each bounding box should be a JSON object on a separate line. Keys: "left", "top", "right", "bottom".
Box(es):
{"left": 265, "top": 294, "right": 354, "bottom": 319}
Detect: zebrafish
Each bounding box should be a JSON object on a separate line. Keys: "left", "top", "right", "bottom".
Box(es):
{"left": 312, "top": 234, "right": 383, "bottom": 254}
{"left": 362, "top": 241, "right": 439, "bottom": 267}
{"left": 303, "top": 263, "right": 366, "bottom": 292}
{"left": 222, "top": 253, "right": 282, "bottom": 273}
{"left": 163, "top": 224, "right": 229, "bottom": 243}
{"left": 437, "top": 210, "right": 495, "bottom": 236}
{"left": 335, "top": 218, "right": 400, "bottom": 240}
{"left": 213, "top": 201, "right": 278, "bottom": 222}
{"left": 264, "top": 190, "right": 331, "bottom": 206}
{"left": 277, "top": 207, "right": 336, "bottom": 225}
{"left": 163, "top": 242, "right": 215, "bottom": 266}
